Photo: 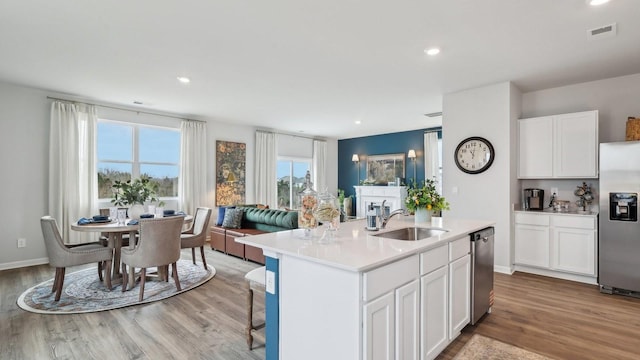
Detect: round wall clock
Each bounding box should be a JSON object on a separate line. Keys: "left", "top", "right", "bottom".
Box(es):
{"left": 454, "top": 136, "right": 495, "bottom": 174}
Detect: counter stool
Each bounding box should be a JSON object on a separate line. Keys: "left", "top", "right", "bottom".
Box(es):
{"left": 245, "top": 266, "right": 266, "bottom": 350}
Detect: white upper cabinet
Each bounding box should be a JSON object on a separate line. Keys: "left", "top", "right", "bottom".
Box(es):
{"left": 518, "top": 116, "right": 553, "bottom": 178}
{"left": 518, "top": 110, "right": 598, "bottom": 179}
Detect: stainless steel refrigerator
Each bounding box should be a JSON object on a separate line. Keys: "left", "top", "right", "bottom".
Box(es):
{"left": 599, "top": 141, "right": 640, "bottom": 295}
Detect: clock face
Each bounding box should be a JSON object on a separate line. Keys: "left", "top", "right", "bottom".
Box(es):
{"left": 454, "top": 137, "right": 495, "bottom": 174}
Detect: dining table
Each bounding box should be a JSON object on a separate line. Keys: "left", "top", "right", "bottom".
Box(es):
{"left": 71, "top": 215, "right": 193, "bottom": 290}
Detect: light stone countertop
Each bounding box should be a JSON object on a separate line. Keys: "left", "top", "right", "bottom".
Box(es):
{"left": 514, "top": 208, "right": 599, "bottom": 217}
{"left": 236, "top": 216, "right": 495, "bottom": 272}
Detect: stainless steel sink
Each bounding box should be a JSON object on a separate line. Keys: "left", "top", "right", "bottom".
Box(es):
{"left": 373, "top": 227, "right": 448, "bottom": 241}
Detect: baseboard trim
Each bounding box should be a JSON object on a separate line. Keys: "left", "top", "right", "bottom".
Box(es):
{"left": 0, "top": 257, "right": 49, "bottom": 271}
{"left": 513, "top": 265, "right": 597, "bottom": 285}
{"left": 494, "top": 265, "right": 514, "bottom": 275}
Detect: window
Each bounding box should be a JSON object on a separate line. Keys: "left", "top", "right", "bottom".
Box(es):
{"left": 276, "top": 158, "right": 311, "bottom": 209}
{"left": 97, "top": 120, "right": 180, "bottom": 200}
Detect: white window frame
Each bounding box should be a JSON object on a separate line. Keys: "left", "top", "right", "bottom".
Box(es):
{"left": 277, "top": 156, "right": 312, "bottom": 208}
{"left": 97, "top": 119, "right": 180, "bottom": 201}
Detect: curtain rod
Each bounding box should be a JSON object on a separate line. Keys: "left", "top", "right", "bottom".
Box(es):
{"left": 256, "top": 129, "right": 327, "bottom": 141}
{"left": 46, "top": 96, "right": 206, "bottom": 123}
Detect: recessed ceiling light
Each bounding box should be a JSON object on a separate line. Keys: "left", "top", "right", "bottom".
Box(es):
{"left": 588, "top": 0, "right": 610, "bottom": 5}
{"left": 355, "top": 120, "right": 361, "bottom": 125}
{"left": 425, "top": 48, "right": 440, "bottom": 56}
{"left": 177, "top": 76, "right": 191, "bottom": 84}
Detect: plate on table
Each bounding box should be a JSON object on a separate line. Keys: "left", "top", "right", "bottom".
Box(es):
{"left": 90, "top": 218, "right": 113, "bottom": 224}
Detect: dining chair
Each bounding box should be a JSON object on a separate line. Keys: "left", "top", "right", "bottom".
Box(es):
{"left": 120, "top": 216, "right": 184, "bottom": 301}
{"left": 40, "top": 216, "right": 113, "bottom": 301}
{"left": 180, "top": 207, "right": 212, "bottom": 270}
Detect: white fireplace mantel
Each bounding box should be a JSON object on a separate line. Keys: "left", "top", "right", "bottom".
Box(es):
{"left": 354, "top": 185, "right": 407, "bottom": 218}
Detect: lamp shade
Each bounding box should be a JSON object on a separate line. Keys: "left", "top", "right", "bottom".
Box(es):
{"left": 407, "top": 149, "right": 416, "bottom": 159}
{"left": 352, "top": 154, "right": 360, "bottom": 162}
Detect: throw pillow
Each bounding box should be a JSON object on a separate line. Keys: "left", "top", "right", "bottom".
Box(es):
{"left": 216, "top": 206, "right": 235, "bottom": 226}
{"left": 222, "top": 208, "right": 243, "bottom": 229}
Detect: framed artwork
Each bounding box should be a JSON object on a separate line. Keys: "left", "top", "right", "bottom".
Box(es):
{"left": 216, "top": 140, "right": 246, "bottom": 206}
{"left": 366, "top": 153, "right": 405, "bottom": 185}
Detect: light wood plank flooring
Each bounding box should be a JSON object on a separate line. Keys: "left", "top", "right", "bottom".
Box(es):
{"left": 438, "top": 271, "right": 640, "bottom": 360}
{"left": 2, "top": 248, "right": 640, "bottom": 359}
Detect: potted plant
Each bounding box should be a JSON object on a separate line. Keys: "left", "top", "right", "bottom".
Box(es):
{"left": 405, "top": 179, "right": 449, "bottom": 223}
{"left": 110, "top": 176, "right": 160, "bottom": 219}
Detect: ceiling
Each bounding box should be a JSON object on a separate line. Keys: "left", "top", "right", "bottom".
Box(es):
{"left": 1, "top": 0, "right": 639, "bottom": 139}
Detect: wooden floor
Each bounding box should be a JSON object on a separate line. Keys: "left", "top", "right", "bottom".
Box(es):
{"left": 2, "top": 249, "right": 640, "bottom": 360}
{"left": 438, "top": 271, "right": 640, "bottom": 360}
{"left": 0, "top": 248, "right": 265, "bottom": 360}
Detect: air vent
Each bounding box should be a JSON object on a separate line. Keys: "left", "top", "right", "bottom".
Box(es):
{"left": 588, "top": 23, "right": 617, "bottom": 40}
{"left": 424, "top": 112, "right": 443, "bottom": 117}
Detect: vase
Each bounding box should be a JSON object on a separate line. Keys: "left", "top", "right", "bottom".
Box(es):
{"left": 128, "top": 204, "right": 145, "bottom": 220}
{"left": 414, "top": 208, "right": 432, "bottom": 224}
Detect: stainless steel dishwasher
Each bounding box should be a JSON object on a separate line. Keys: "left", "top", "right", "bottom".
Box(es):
{"left": 470, "top": 227, "right": 494, "bottom": 325}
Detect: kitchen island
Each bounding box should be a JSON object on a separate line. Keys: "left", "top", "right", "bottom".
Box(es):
{"left": 237, "top": 216, "right": 495, "bottom": 360}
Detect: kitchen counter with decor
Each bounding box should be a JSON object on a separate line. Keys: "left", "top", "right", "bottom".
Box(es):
{"left": 238, "top": 215, "right": 494, "bottom": 272}
{"left": 237, "top": 216, "right": 494, "bottom": 360}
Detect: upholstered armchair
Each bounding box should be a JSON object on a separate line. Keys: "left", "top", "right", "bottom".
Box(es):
{"left": 181, "top": 207, "right": 212, "bottom": 270}
{"left": 120, "top": 216, "right": 184, "bottom": 301}
{"left": 40, "top": 216, "right": 113, "bottom": 301}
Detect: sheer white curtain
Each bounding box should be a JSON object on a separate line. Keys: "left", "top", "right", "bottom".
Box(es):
{"left": 424, "top": 131, "right": 440, "bottom": 182}
{"left": 178, "top": 120, "right": 208, "bottom": 214}
{"left": 312, "top": 140, "right": 327, "bottom": 192}
{"left": 255, "top": 131, "right": 277, "bottom": 207}
{"left": 49, "top": 101, "right": 98, "bottom": 244}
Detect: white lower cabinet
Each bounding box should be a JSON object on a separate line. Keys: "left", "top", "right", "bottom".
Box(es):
{"left": 514, "top": 211, "right": 597, "bottom": 283}
{"left": 552, "top": 225, "right": 596, "bottom": 275}
{"left": 363, "top": 279, "right": 421, "bottom": 360}
{"left": 449, "top": 254, "right": 471, "bottom": 340}
{"left": 396, "top": 280, "right": 420, "bottom": 360}
{"left": 364, "top": 292, "right": 395, "bottom": 360}
{"left": 514, "top": 223, "right": 550, "bottom": 268}
{"left": 420, "top": 266, "right": 448, "bottom": 360}
{"left": 362, "top": 236, "right": 472, "bottom": 360}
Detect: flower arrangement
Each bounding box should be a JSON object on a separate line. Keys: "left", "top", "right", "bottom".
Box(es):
{"left": 110, "top": 176, "right": 160, "bottom": 206}
{"left": 405, "top": 179, "right": 449, "bottom": 213}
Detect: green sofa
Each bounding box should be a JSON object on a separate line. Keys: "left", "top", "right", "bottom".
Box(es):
{"left": 210, "top": 207, "right": 298, "bottom": 264}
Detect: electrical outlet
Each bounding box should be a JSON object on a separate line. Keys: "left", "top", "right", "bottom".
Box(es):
{"left": 551, "top": 187, "right": 559, "bottom": 196}
{"left": 266, "top": 270, "right": 276, "bottom": 294}
{"left": 17, "top": 238, "right": 26, "bottom": 248}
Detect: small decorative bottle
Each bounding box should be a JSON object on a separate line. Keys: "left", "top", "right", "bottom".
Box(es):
{"left": 297, "top": 170, "right": 318, "bottom": 237}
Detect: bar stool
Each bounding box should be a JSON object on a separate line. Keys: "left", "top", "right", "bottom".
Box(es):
{"left": 245, "top": 266, "right": 266, "bottom": 350}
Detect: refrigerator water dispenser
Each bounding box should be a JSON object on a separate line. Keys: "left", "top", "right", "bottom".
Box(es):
{"left": 609, "top": 193, "right": 638, "bottom": 221}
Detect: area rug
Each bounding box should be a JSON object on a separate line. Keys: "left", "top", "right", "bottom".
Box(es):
{"left": 454, "top": 334, "right": 553, "bottom": 360}
{"left": 17, "top": 259, "right": 215, "bottom": 314}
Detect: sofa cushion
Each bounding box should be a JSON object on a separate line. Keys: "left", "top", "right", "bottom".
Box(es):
{"left": 216, "top": 206, "right": 235, "bottom": 226}
{"left": 222, "top": 208, "right": 243, "bottom": 229}
{"left": 241, "top": 207, "right": 298, "bottom": 232}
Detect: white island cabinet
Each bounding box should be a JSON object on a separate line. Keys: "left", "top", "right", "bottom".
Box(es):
{"left": 237, "top": 217, "right": 494, "bottom": 360}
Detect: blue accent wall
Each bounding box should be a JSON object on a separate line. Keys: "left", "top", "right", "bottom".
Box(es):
{"left": 338, "top": 128, "right": 441, "bottom": 216}
{"left": 265, "top": 256, "right": 279, "bottom": 360}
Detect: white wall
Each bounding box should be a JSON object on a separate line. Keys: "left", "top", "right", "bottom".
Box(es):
{"left": 443, "top": 82, "right": 519, "bottom": 274}
{"left": 0, "top": 82, "right": 51, "bottom": 269}
{"left": 523, "top": 72, "right": 640, "bottom": 143}
{"left": 0, "top": 81, "right": 337, "bottom": 269}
